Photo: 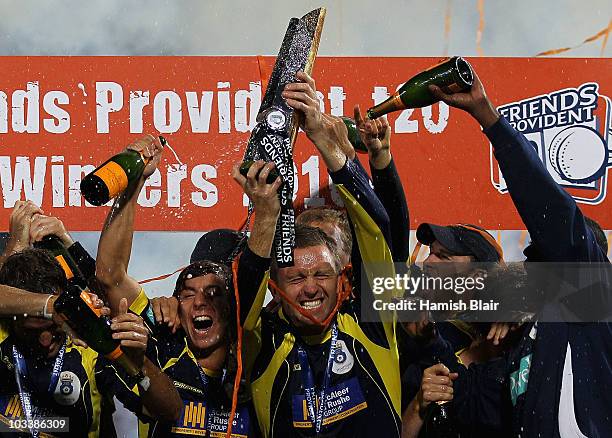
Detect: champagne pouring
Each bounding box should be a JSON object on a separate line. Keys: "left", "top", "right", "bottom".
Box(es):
{"left": 368, "top": 56, "right": 474, "bottom": 119}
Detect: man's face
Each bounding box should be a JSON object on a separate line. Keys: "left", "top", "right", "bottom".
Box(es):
{"left": 12, "top": 316, "right": 65, "bottom": 359}
{"left": 177, "top": 274, "right": 230, "bottom": 353}
{"left": 309, "top": 221, "right": 350, "bottom": 267}
{"left": 276, "top": 245, "right": 339, "bottom": 334}
{"left": 423, "top": 240, "right": 475, "bottom": 277}
{"left": 422, "top": 240, "right": 480, "bottom": 303}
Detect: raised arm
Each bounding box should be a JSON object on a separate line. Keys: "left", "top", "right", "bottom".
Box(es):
{"left": 0, "top": 201, "right": 43, "bottom": 265}
{"left": 283, "top": 72, "right": 392, "bottom": 261}
{"left": 95, "top": 135, "right": 163, "bottom": 314}
{"left": 231, "top": 160, "right": 281, "bottom": 327}
{"left": 0, "top": 284, "right": 60, "bottom": 319}
{"left": 355, "top": 105, "right": 410, "bottom": 263}
{"left": 429, "top": 72, "right": 605, "bottom": 262}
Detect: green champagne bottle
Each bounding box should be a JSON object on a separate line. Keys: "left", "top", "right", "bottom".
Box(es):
{"left": 367, "top": 56, "right": 473, "bottom": 119}
{"left": 239, "top": 160, "right": 282, "bottom": 185}
{"left": 54, "top": 284, "right": 142, "bottom": 376}
{"left": 80, "top": 136, "right": 167, "bottom": 206}
{"left": 422, "top": 350, "right": 461, "bottom": 438}
{"left": 340, "top": 117, "right": 367, "bottom": 154}
{"left": 34, "top": 235, "right": 86, "bottom": 289}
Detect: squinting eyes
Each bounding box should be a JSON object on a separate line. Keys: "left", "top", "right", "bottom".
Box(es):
{"left": 287, "top": 273, "right": 335, "bottom": 283}
{"left": 179, "top": 288, "right": 224, "bottom": 302}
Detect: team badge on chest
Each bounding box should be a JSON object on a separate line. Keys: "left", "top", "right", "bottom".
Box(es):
{"left": 53, "top": 371, "right": 81, "bottom": 406}
{"left": 332, "top": 340, "right": 354, "bottom": 375}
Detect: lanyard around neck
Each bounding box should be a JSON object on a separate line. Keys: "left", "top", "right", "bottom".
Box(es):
{"left": 296, "top": 323, "right": 339, "bottom": 434}
{"left": 13, "top": 342, "right": 66, "bottom": 438}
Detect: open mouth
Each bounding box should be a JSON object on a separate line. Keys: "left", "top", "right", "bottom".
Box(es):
{"left": 300, "top": 299, "right": 323, "bottom": 311}
{"left": 193, "top": 315, "right": 214, "bottom": 332}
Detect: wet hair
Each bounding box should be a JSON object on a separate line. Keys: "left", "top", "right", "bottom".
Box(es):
{"left": 0, "top": 248, "right": 66, "bottom": 294}
{"left": 0, "top": 232, "right": 9, "bottom": 258}
{"left": 190, "top": 229, "right": 246, "bottom": 266}
{"left": 296, "top": 207, "right": 352, "bottom": 257}
{"left": 585, "top": 216, "right": 608, "bottom": 255}
{"left": 485, "top": 262, "right": 531, "bottom": 307}
{"left": 458, "top": 262, "right": 534, "bottom": 329}
{"left": 270, "top": 224, "right": 342, "bottom": 280}
{"left": 173, "top": 260, "right": 245, "bottom": 400}
{"left": 173, "top": 260, "right": 233, "bottom": 298}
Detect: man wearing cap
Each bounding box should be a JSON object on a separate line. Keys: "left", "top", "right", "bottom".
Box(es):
{"left": 416, "top": 223, "right": 503, "bottom": 268}
{"left": 414, "top": 223, "right": 506, "bottom": 334}
{"left": 429, "top": 68, "right": 612, "bottom": 437}
{"left": 414, "top": 223, "right": 508, "bottom": 346}
{"left": 400, "top": 222, "right": 514, "bottom": 437}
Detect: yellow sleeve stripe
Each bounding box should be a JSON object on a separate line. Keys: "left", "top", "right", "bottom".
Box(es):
{"left": 68, "top": 345, "right": 101, "bottom": 437}
{"left": 242, "top": 321, "right": 263, "bottom": 382}
{"left": 337, "top": 313, "right": 401, "bottom": 416}
{"left": 162, "top": 341, "right": 191, "bottom": 372}
{"left": 336, "top": 184, "right": 401, "bottom": 340}
{"left": 129, "top": 288, "right": 149, "bottom": 315}
{"left": 251, "top": 332, "right": 295, "bottom": 437}
{"left": 243, "top": 272, "right": 269, "bottom": 332}
{"left": 336, "top": 184, "right": 396, "bottom": 285}
{"left": 0, "top": 322, "right": 9, "bottom": 344}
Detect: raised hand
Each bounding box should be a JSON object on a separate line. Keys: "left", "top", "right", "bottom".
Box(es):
{"left": 29, "top": 215, "right": 74, "bottom": 247}
{"left": 232, "top": 160, "right": 282, "bottom": 258}
{"left": 354, "top": 104, "right": 392, "bottom": 169}
{"left": 232, "top": 160, "right": 282, "bottom": 219}
{"left": 7, "top": 200, "right": 44, "bottom": 254}
{"left": 282, "top": 71, "right": 325, "bottom": 144}
{"left": 126, "top": 134, "right": 164, "bottom": 180}
{"left": 428, "top": 71, "right": 500, "bottom": 130}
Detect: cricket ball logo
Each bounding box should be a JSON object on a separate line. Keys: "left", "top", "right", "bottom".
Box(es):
{"left": 490, "top": 83, "right": 611, "bottom": 204}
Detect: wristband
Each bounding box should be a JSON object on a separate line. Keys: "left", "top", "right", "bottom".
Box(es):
{"left": 42, "top": 295, "right": 54, "bottom": 320}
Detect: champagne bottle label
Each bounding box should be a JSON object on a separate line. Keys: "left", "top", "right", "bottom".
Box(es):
{"left": 93, "top": 161, "right": 128, "bottom": 198}
{"left": 105, "top": 345, "right": 123, "bottom": 361}
{"left": 389, "top": 94, "right": 404, "bottom": 111}
{"left": 55, "top": 255, "right": 75, "bottom": 280}
{"left": 79, "top": 290, "right": 102, "bottom": 317}
{"left": 368, "top": 56, "right": 473, "bottom": 119}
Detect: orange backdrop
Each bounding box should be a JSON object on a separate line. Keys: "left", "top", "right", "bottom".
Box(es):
{"left": 0, "top": 56, "right": 610, "bottom": 230}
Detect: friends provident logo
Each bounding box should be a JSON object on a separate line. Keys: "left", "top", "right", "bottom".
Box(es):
{"left": 490, "top": 83, "right": 612, "bottom": 204}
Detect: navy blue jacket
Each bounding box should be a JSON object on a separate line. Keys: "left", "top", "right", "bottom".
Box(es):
{"left": 485, "top": 116, "right": 612, "bottom": 437}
